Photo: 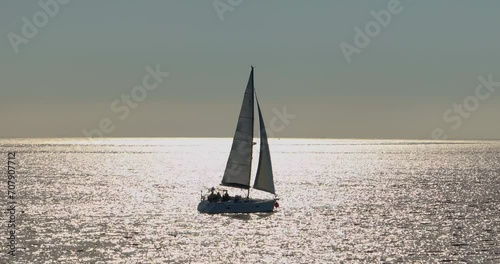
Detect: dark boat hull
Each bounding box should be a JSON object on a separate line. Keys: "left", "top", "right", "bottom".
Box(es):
{"left": 197, "top": 198, "right": 276, "bottom": 214}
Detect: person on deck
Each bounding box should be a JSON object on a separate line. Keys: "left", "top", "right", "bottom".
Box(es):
{"left": 222, "top": 191, "right": 230, "bottom": 202}
{"left": 208, "top": 187, "right": 217, "bottom": 202}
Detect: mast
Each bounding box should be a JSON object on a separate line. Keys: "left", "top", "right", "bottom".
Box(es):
{"left": 247, "top": 65, "right": 254, "bottom": 199}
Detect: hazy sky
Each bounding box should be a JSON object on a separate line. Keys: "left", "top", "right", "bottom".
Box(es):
{"left": 1, "top": 1, "right": 500, "bottom": 139}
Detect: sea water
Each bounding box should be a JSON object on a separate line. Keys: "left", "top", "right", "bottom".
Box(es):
{"left": 0, "top": 138, "right": 499, "bottom": 263}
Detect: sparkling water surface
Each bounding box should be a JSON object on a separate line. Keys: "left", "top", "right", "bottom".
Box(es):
{"left": 1, "top": 138, "right": 500, "bottom": 263}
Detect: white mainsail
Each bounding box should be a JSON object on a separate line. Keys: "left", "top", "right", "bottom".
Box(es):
{"left": 221, "top": 68, "right": 255, "bottom": 189}
{"left": 253, "top": 94, "right": 276, "bottom": 194}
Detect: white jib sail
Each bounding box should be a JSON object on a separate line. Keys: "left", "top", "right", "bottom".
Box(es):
{"left": 253, "top": 93, "right": 276, "bottom": 194}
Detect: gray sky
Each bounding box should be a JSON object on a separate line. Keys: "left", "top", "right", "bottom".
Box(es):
{"left": 1, "top": 1, "right": 500, "bottom": 139}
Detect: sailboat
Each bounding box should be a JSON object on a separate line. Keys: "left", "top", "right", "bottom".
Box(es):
{"left": 197, "top": 66, "right": 279, "bottom": 214}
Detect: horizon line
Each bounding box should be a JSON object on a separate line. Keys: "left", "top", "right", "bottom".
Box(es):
{"left": 1, "top": 136, "right": 500, "bottom": 141}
